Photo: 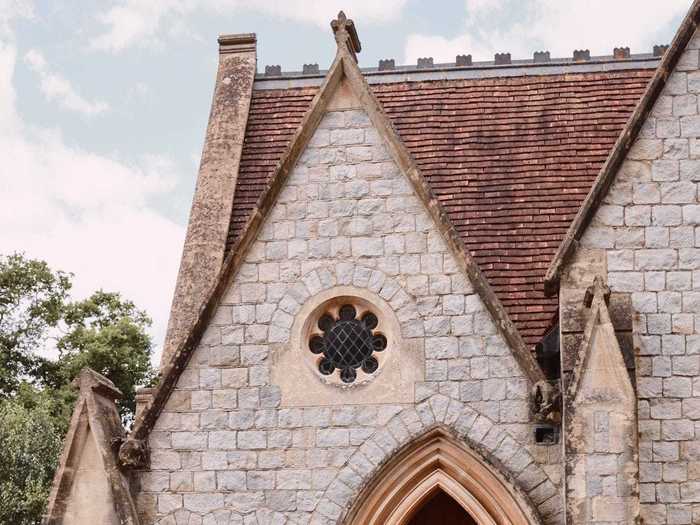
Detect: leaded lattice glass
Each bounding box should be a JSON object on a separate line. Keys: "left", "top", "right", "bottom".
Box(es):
{"left": 309, "top": 304, "right": 386, "bottom": 383}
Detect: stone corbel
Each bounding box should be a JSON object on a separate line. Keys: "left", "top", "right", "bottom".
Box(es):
{"left": 118, "top": 437, "right": 149, "bottom": 470}
{"left": 531, "top": 379, "right": 561, "bottom": 424}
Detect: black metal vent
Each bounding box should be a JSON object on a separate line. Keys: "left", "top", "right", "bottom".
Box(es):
{"left": 309, "top": 305, "right": 386, "bottom": 383}
{"left": 535, "top": 425, "right": 559, "bottom": 444}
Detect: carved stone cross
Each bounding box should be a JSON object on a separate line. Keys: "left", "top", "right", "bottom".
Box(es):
{"left": 331, "top": 11, "right": 362, "bottom": 61}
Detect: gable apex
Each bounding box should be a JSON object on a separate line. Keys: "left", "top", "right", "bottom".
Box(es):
{"left": 44, "top": 369, "right": 139, "bottom": 525}
{"left": 125, "top": 10, "right": 549, "bottom": 454}
{"left": 569, "top": 277, "right": 635, "bottom": 405}
{"left": 333, "top": 30, "right": 547, "bottom": 387}
{"left": 326, "top": 77, "right": 362, "bottom": 110}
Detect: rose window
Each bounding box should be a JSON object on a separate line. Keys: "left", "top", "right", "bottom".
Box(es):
{"left": 308, "top": 304, "right": 387, "bottom": 383}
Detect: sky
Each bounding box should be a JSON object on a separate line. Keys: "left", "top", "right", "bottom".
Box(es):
{"left": 0, "top": 0, "right": 692, "bottom": 363}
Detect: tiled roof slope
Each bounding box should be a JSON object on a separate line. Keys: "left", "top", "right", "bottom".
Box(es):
{"left": 228, "top": 87, "right": 318, "bottom": 242}
{"left": 226, "top": 68, "right": 655, "bottom": 347}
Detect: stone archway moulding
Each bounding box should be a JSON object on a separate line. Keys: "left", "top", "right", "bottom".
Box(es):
{"left": 345, "top": 428, "right": 542, "bottom": 525}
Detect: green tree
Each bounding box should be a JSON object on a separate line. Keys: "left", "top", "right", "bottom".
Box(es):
{"left": 0, "top": 253, "right": 158, "bottom": 522}
{"left": 0, "top": 392, "right": 63, "bottom": 525}
{"left": 0, "top": 253, "right": 156, "bottom": 420}
{"left": 0, "top": 254, "right": 71, "bottom": 396}
{"left": 53, "top": 290, "right": 157, "bottom": 420}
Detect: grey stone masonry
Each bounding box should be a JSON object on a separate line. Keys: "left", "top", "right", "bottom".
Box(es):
{"left": 578, "top": 32, "right": 700, "bottom": 525}
{"left": 136, "top": 106, "right": 563, "bottom": 525}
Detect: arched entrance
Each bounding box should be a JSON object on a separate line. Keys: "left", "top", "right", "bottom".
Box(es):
{"left": 407, "top": 489, "right": 477, "bottom": 524}
{"left": 345, "top": 427, "right": 541, "bottom": 525}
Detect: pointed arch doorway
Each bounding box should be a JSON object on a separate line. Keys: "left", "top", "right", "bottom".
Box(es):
{"left": 406, "top": 489, "right": 477, "bottom": 525}
{"left": 345, "top": 428, "right": 541, "bottom": 525}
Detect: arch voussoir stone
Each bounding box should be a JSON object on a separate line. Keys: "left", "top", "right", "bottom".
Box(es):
{"left": 311, "top": 396, "right": 558, "bottom": 524}
{"left": 398, "top": 406, "right": 424, "bottom": 436}
{"left": 270, "top": 263, "right": 415, "bottom": 346}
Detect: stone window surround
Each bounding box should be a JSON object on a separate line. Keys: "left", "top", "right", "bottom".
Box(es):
{"left": 304, "top": 292, "right": 390, "bottom": 386}
{"left": 271, "top": 281, "right": 424, "bottom": 406}
{"left": 309, "top": 400, "right": 560, "bottom": 524}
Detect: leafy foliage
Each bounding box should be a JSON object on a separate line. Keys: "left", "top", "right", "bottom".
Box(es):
{"left": 0, "top": 253, "right": 158, "bottom": 522}
{"left": 0, "top": 254, "right": 71, "bottom": 395}
{"left": 0, "top": 254, "right": 157, "bottom": 420}
{"left": 52, "top": 291, "right": 157, "bottom": 420}
{"left": 0, "top": 393, "right": 63, "bottom": 525}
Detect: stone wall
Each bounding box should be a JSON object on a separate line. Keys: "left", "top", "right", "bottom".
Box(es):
{"left": 63, "top": 426, "right": 121, "bottom": 525}
{"left": 571, "top": 33, "right": 700, "bottom": 525}
{"left": 560, "top": 277, "right": 639, "bottom": 524}
{"left": 135, "top": 104, "right": 562, "bottom": 524}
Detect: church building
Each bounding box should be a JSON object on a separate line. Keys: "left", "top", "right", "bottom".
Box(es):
{"left": 44, "top": 3, "right": 700, "bottom": 524}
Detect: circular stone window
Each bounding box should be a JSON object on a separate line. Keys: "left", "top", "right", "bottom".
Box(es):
{"left": 307, "top": 299, "right": 388, "bottom": 385}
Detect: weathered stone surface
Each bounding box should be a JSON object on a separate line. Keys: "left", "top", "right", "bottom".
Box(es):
{"left": 161, "top": 36, "right": 257, "bottom": 368}
{"left": 565, "top": 279, "right": 638, "bottom": 524}
{"left": 571, "top": 28, "right": 700, "bottom": 524}
{"left": 135, "top": 50, "right": 559, "bottom": 524}
{"left": 45, "top": 369, "right": 140, "bottom": 525}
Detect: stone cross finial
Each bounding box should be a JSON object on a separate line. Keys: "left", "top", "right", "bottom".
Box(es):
{"left": 584, "top": 275, "right": 611, "bottom": 308}
{"left": 331, "top": 11, "right": 362, "bottom": 61}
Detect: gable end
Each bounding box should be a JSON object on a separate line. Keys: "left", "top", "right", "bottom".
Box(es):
{"left": 544, "top": 0, "right": 700, "bottom": 295}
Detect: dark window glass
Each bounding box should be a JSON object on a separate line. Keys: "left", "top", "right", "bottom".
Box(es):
{"left": 310, "top": 304, "right": 386, "bottom": 383}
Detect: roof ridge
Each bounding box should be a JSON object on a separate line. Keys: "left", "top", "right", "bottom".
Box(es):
{"left": 257, "top": 49, "right": 665, "bottom": 80}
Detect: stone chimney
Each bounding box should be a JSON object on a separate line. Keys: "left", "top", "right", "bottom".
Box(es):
{"left": 160, "top": 33, "right": 257, "bottom": 368}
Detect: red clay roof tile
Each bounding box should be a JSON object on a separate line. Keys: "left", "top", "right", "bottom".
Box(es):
{"left": 226, "top": 68, "right": 654, "bottom": 347}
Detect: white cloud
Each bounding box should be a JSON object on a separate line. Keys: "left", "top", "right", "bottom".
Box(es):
{"left": 0, "top": 42, "right": 18, "bottom": 132}
{"left": 90, "top": 0, "right": 408, "bottom": 53}
{"left": 405, "top": 0, "right": 690, "bottom": 63}
{"left": 24, "top": 49, "right": 109, "bottom": 116}
{"left": 465, "top": 0, "right": 502, "bottom": 13}
{"left": 0, "top": 0, "right": 32, "bottom": 38}
{"left": 0, "top": 0, "right": 31, "bottom": 129}
{"left": 1, "top": 29, "right": 185, "bottom": 362}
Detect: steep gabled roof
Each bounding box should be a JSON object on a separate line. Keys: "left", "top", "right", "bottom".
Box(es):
{"left": 124, "top": 11, "right": 552, "bottom": 454}
{"left": 229, "top": 69, "right": 654, "bottom": 346}
{"left": 44, "top": 369, "right": 139, "bottom": 525}
{"left": 545, "top": 0, "right": 700, "bottom": 294}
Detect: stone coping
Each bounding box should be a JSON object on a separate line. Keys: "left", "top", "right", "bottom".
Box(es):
{"left": 254, "top": 54, "right": 660, "bottom": 90}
